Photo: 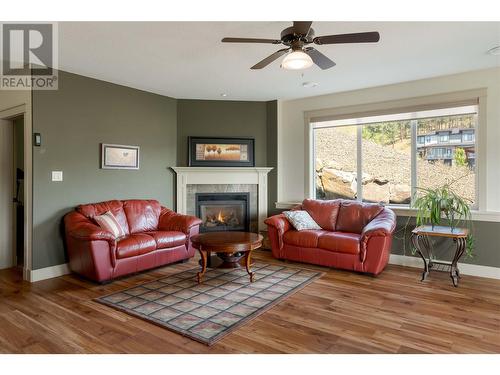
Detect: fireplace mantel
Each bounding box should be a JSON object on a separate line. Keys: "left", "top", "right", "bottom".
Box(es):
{"left": 171, "top": 167, "right": 273, "bottom": 231}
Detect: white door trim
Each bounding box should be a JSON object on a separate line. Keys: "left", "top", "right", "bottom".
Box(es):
{"left": 0, "top": 104, "right": 33, "bottom": 280}
{"left": 0, "top": 118, "right": 14, "bottom": 269}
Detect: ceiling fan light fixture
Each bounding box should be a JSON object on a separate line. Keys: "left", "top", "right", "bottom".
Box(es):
{"left": 281, "top": 50, "right": 313, "bottom": 70}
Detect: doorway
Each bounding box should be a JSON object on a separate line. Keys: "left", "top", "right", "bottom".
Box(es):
{"left": 0, "top": 114, "right": 24, "bottom": 269}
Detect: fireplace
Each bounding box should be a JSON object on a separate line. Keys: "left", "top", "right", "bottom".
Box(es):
{"left": 195, "top": 192, "right": 250, "bottom": 232}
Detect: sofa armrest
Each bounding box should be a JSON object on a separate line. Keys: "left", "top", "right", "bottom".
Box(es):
{"left": 64, "top": 211, "right": 115, "bottom": 242}
{"left": 264, "top": 214, "right": 292, "bottom": 254}
{"left": 158, "top": 207, "right": 202, "bottom": 234}
{"left": 360, "top": 208, "right": 396, "bottom": 262}
{"left": 64, "top": 211, "right": 117, "bottom": 272}
{"left": 264, "top": 214, "right": 292, "bottom": 233}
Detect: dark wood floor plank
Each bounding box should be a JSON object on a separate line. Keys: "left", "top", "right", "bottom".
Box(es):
{"left": 0, "top": 249, "right": 499, "bottom": 353}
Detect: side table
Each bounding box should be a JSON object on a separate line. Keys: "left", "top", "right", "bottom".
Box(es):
{"left": 410, "top": 225, "right": 468, "bottom": 287}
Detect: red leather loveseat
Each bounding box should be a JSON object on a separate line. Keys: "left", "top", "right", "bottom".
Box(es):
{"left": 265, "top": 199, "right": 396, "bottom": 275}
{"left": 64, "top": 199, "right": 202, "bottom": 282}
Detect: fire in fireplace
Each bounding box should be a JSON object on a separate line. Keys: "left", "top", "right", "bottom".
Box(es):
{"left": 195, "top": 192, "right": 250, "bottom": 232}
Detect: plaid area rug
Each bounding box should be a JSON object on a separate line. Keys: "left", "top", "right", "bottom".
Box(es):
{"left": 96, "top": 262, "right": 322, "bottom": 345}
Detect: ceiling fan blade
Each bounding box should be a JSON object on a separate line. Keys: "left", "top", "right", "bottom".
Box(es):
{"left": 304, "top": 48, "right": 336, "bottom": 70}
{"left": 221, "top": 37, "right": 281, "bottom": 44}
{"left": 251, "top": 48, "right": 290, "bottom": 69}
{"left": 314, "top": 31, "right": 380, "bottom": 45}
{"left": 293, "top": 21, "right": 313, "bottom": 36}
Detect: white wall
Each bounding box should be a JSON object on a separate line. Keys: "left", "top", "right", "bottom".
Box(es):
{"left": 277, "top": 67, "right": 500, "bottom": 212}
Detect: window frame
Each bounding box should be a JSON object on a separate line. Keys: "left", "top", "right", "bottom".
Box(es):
{"left": 304, "top": 89, "right": 486, "bottom": 211}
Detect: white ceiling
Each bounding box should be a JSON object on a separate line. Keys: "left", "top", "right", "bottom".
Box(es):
{"left": 58, "top": 22, "right": 500, "bottom": 101}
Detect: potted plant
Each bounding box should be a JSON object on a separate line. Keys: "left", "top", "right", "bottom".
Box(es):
{"left": 413, "top": 183, "right": 474, "bottom": 257}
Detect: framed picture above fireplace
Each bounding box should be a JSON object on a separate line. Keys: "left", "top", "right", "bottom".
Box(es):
{"left": 188, "top": 137, "right": 255, "bottom": 167}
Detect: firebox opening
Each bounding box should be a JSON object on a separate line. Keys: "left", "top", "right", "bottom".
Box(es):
{"left": 195, "top": 192, "right": 250, "bottom": 233}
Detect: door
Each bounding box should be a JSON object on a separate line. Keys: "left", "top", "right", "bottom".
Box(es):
{"left": 0, "top": 118, "right": 14, "bottom": 269}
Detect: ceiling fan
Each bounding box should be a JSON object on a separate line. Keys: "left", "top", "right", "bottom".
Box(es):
{"left": 221, "top": 21, "right": 380, "bottom": 70}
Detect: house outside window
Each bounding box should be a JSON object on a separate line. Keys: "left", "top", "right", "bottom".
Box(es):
{"left": 463, "top": 131, "right": 475, "bottom": 142}
{"left": 439, "top": 133, "right": 449, "bottom": 143}
{"left": 312, "top": 104, "right": 478, "bottom": 207}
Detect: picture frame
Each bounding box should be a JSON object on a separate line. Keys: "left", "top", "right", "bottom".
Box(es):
{"left": 188, "top": 137, "right": 255, "bottom": 167}
{"left": 101, "top": 143, "right": 140, "bottom": 170}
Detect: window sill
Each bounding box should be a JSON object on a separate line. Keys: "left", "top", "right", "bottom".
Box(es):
{"left": 275, "top": 201, "right": 500, "bottom": 223}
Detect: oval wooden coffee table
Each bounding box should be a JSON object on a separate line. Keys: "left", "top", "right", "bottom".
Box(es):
{"left": 191, "top": 231, "right": 263, "bottom": 284}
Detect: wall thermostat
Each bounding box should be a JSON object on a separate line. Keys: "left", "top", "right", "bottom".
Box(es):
{"left": 34, "top": 133, "right": 42, "bottom": 146}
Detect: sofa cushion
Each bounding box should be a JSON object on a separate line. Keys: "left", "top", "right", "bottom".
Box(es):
{"left": 145, "top": 231, "right": 186, "bottom": 249}
{"left": 283, "top": 230, "right": 325, "bottom": 248}
{"left": 302, "top": 198, "right": 341, "bottom": 231}
{"left": 317, "top": 232, "right": 361, "bottom": 255}
{"left": 123, "top": 200, "right": 162, "bottom": 234}
{"left": 77, "top": 200, "right": 130, "bottom": 235}
{"left": 116, "top": 234, "right": 156, "bottom": 259}
{"left": 284, "top": 210, "right": 322, "bottom": 231}
{"left": 335, "top": 200, "right": 384, "bottom": 234}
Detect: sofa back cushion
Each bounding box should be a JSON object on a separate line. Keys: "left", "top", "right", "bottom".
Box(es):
{"left": 335, "top": 200, "right": 383, "bottom": 234}
{"left": 123, "top": 199, "right": 162, "bottom": 234}
{"left": 302, "top": 198, "right": 340, "bottom": 231}
{"left": 78, "top": 200, "right": 130, "bottom": 235}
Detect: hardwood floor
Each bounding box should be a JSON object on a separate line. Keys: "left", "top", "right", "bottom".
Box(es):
{"left": 1, "top": 250, "right": 499, "bottom": 353}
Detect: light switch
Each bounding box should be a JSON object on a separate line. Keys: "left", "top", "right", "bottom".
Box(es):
{"left": 52, "top": 171, "right": 63, "bottom": 182}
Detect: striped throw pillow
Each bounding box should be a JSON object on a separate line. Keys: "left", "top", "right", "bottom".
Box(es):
{"left": 284, "top": 210, "right": 322, "bottom": 231}
{"left": 94, "top": 211, "right": 126, "bottom": 239}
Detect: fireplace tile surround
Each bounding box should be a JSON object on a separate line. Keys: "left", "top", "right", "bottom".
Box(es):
{"left": 171, "top": 167, "right": 273, "bottom": 231}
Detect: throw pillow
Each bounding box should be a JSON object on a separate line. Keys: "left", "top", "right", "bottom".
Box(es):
{"left": 283, "top": 210, "right": 322, "bottom": 231}
{"left": 94, "top": 211, "right": 127, "bottom": 239}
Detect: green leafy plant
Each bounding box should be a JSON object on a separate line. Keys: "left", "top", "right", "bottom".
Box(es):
{"left": 413, "top": 183, "right": 474, "bottom": 257}
{"left": 454, "top": 147, "right": 467, "bottom": 167}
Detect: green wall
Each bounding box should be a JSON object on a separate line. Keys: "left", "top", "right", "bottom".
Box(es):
{"left": 30, "top": 75, "right": 280, "bottom": 270}
{"left": 391, "top": 216, "right": 500, "bottom": 268}
{"left": 177, "top": 99, "right": 279, "bottom": 214}
{"left": 32, "top": 71, "right": 178, "bottom": 270}
{"left": 177, "top": 99, "right": 269, "bottom": 167}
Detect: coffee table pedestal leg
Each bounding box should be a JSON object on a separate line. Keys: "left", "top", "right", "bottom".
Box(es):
{"left": 197, "top": 249, "right": 207, "bottom": 284}
{"left": 245, "top": 250, "right": 255, "bottom": 282}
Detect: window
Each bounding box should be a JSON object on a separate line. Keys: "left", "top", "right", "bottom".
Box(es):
{"left": 361, "top": 121, "right": 411, "bottom": 204}
{"left": 463, "top": 131, "right": 474, "bottom": 142}
{"left": 314, "top": 125, "right": 358, "bottom": 200}
{"left": 450, "top": 133, "right": 462, "bottom": 143}
{"left": 312, "top": 104, "right": 478, "bottom": 206}
{"left": 439, "top": 133, "right": 449, "bottom": 143}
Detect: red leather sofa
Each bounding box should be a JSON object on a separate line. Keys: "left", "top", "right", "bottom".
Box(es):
{"left": 64, "top": 199, "right": 202, "bottom": 282}
{"left": 265, "top": 199, "right": 396, "bottom": 275}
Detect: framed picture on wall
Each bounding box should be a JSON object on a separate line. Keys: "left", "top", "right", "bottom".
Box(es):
{"left": 101, "top": 144, "right": 140, "bottom": 170}
{"left": 188, "top": 137, "right": 255, "bottom": 167}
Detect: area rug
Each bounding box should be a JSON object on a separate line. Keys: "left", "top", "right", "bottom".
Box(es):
{"left": 96, "top": 262, "right": 322, "bottom": 345}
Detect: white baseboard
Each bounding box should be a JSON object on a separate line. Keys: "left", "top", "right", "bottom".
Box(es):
{"left": 389, "top": 254, "right": 500, "bottom": 280}
{"left": 29, "top": 263, "right": 70, "bottom": 282}
{"left": 25, "top": 257, "right": 500, "bottom": 282}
